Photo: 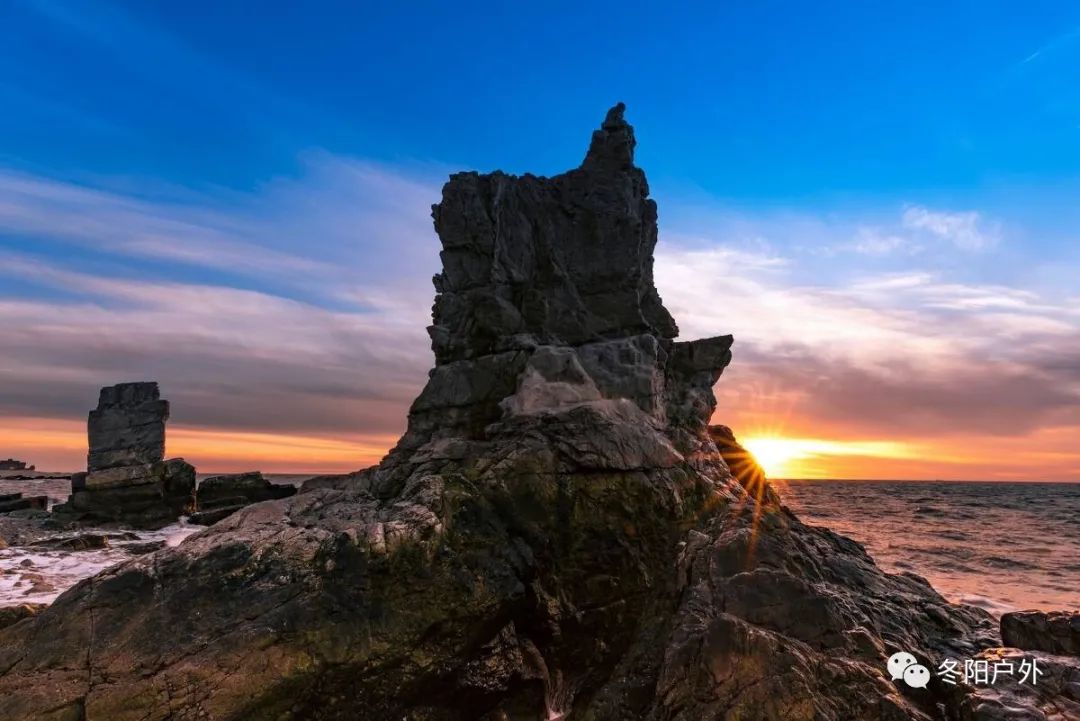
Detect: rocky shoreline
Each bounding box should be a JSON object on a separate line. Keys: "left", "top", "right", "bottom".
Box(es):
{"left": 0, "top": 105, "right": 1077, "bottom": 720}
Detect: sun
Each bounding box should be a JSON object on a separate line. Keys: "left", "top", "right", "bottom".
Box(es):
{"left": 739, "top": 437, "right": 806, "bottom": 478}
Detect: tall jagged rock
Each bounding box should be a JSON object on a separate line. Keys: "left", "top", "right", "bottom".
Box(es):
{"left": 401, "top": 103, "right": 728, "bottom": 456}
{"left": 51, "top": 382, "right": 195, "bottom": 528}
{"left": 0, "top": 106, "right": 1055, "bottom": 721}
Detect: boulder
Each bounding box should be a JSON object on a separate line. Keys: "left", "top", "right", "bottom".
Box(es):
{"left": 187, "top": 505, "right": 245, "bottom": 526}
{"left": 1001, "top": 611, "right": 1080, "bottom": 656}
{"left": 0, "top": 104, "right": 1051, "bottom": 720}
{"left": 29, "top": 532, "right": 138, "bottom": 551}
{"left": 0, "top": 494, "right": 48, "bottom": 514}
{"left": 196, "top": 471, "right": 297, "bottom": 510}
{"left": 53, "top": 458, "right": 195, "bottom": 529}
{"left": 124, "top": 540, "right": 168, "bottom": 556}
{"left": 0, "top": 604, "right": 45, "bottom": 631}
{"left": 298, "top": 472, "right": 363, "bottom": 493}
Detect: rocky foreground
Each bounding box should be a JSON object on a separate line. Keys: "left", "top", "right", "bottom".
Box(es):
{"left": 1, "top": 106, "right": 1077, "bottom": 721}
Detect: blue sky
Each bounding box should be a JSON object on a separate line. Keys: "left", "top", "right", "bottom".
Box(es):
{"left": 1, "top": 0, "right": 1079, "bottom": 478}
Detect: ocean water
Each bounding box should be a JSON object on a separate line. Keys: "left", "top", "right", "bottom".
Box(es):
{"left": 776, "top": 480, "right": 1080, "bottom": 615}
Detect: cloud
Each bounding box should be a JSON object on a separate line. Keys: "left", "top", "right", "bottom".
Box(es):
{"left": 655, "top": 242, "right": 1080, "bottom": 443}
{"left": 0, "top": 157, "right": 446, "bottom": 471}
{"left": 1, "top": 156, "right": 1078, "bottom": 478}
{"left": 0, "top": 155, "right": 444, "bottom": 297}
{"left": 848, "top": 227, "right": 914, "bottom": 256}
{"left": 901, "top": 205, "right": 998, "bottom": 251}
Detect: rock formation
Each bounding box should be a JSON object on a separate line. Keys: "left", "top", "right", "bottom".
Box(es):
{"left": 51, "top": 382, "right": 195, "bottom": 528}
{"left": 0, "top": 492, "right": 48, "bottom": 515}
{"left": 0, "top": 105, "right": 1069, "bottom": 720}
{"left": 189, "top": 471, "right": 297, "bottom": 525}
{"left": 1001, "top": 611, "right": 1080, "bottom": 656}
{"left": 0, "top": 604, "right": 45, "bottom": 631}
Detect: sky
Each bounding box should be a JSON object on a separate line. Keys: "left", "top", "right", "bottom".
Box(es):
{"left": 1, "top": 0, "right": 1079, "bottom": 480}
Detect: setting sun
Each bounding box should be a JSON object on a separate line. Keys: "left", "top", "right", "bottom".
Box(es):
{"left": 739, "top": 437, "right": 804, "bottom": 478}
{"left": 739, "top": 436, "right": 917, "bottom": 479}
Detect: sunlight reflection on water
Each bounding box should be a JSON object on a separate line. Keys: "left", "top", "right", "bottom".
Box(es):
{"left": 777, "top": 479, "right": 1080, "bottom": 615}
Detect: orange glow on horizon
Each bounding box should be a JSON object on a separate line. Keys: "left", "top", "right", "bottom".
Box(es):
{"left": 1, "top": 415, "right": 1078, "bottom": 481}
{"left": 740, "top": 435, "right": 917, "bottom": 479}
{"left": 0, "top": 416, "right": 395, "bottom": 474}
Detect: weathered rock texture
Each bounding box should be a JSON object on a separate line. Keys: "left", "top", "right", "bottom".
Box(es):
{"left": 189, "top": 471, "right": 298, "bottom": 525}
{"left": 51, "top": 383, "right": 195, "bottom": 528}
{"left": 0, "top": 105, "right": 1057, "bottom": 720}
{"left": 87, "top": 382, "right": 168, "bottom": 471}
{"left": 196, "top": 471, "right": 298, "bottom": 509}
{"left": 0, "top": 604, "right": 45, "bottom": 631}
{"left": 0, "top": 493, "right": 48, "bottom": 515}
{"left": 1001, "top": 611, "right": 1080, "bottom": 656}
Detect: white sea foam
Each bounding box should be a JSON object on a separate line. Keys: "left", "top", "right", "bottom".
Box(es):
{"left": 0, "top": 521, "right": 201, "bottom": 606}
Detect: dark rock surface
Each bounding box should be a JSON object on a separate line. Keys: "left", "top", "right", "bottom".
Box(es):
{"left": 124, "top": 540, "right": 168, "bottom": 556}
{"left": 87, "top": 382, "right": 168, "bottom": 471}
{"left": 51, "top": 385, "right": 196, "bottom": 528}
{"left": 29, "top": 532, "right": 138, "bottom": 552}
{"left": 0, "top": 604, "right": 45, "bottom": 631}
{"left": 0, "top": 106, "right": 1055, "bottom": 720}
{"left": 196, "top": 471, "right": 297, "bottom": 510}
{"left": 1002, "top": 611, "right": 1080, "bottom": 657}
{"left": 298, "top": 472, "right": 359, "bottom": 493}
{"left": 0, "top": 494, "right": 48, "bottom": 514}
{"left": 962, "top": 647, "right": 1080, "bottom": 720}
{"left": 187, "top": 505, "right": 245, "bottom": 526}
{"left": 53, "top": 458, "right": 195, "bottom": 528}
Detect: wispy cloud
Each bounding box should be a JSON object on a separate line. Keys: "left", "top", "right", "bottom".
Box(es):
{"left": 0, "top": 156, "right": 445, "bottom": 470}
{"left": 1019, "top": 25, "right": 1080, "bottom": 66}
{"left": 901, "top": 205, "right": 999, "bottom": 251}
{"left": 1, "top": 156, "right": 1078, "bottom": 478}
{"left": 0, "top": 154, "right": 444, "bottom": 303}
{"left": 655, "top": 229, "right": 1080, "bottom": 455}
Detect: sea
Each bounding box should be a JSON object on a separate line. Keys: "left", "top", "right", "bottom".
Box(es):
{"left": 777, "top": 479, "right": 1080, "bottom": 615}
{"left": 2, "top": 474, "right": 1078, "bottom": 615}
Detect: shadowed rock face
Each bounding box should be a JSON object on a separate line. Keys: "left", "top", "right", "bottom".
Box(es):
{"left": 1001, "top": 611, "right": 1080, "bottom": 656}
{"left": 429, "top": 103, "right": 677, "bottom": 366}
{"left": 0, "top": 106, "right": 1058, "bottom": 721}
{"left": 188, "top": 471, "right": 299, "bottom": 526}
{"left": 88, "top": 382, "right": 168, "bottom": 471}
